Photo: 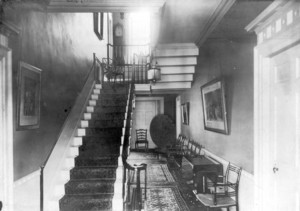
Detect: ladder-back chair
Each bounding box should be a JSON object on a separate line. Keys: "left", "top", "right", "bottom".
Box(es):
{"left": 135, "top": 129, "right": 149, "bottom": 151}
{"left": 194, "top": 163, "right": 242, "bottom": 211}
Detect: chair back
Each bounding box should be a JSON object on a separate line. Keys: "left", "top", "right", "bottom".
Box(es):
{"left": 194, "top": 142, "right": 202, "bottom": 155}
{"left": 225, "top": 163, "right": 242, "bottom": 189}
{"left": 136, "top": 129, "right": 147, "bottom": 141}
{"left": 221, "top": 163, "right": 242, "bottom": 200}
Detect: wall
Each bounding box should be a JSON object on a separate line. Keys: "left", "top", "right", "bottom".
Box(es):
{"left": 5, "top": 5, "right": 109, "bottom": 180}
{"left": 180, "top": 39, "right": 255, "bottom": 173}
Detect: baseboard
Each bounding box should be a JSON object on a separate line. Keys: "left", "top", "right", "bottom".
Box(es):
{"left": 14, "top": 170, "right": 40, "bottom": 211}
{"left": 202, "top": 148, "right": 254, "bottom": 211}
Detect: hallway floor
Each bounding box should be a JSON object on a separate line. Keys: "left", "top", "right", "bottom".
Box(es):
{"left": 127, "top": 150, "right": 205, "bottom": 211}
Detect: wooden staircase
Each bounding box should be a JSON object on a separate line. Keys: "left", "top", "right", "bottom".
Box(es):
{"left": 58, "top": 84, "right": 128, "bottom": 211}
{"left": 135, "top": 43, "right": 199, "bottom": 94}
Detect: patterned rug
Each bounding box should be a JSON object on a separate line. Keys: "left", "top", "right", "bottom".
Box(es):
{"left": 130, "top": 164, "right": 175, "bottom": 186}
{"left": 127, "top": 152, "right": 158, "bottom": 160}
{"left": 142, "top": 186, "right": 189, "bottom": 211}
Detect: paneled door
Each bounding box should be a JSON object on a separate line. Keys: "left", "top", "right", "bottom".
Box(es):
{"left": 269, "top": 45, "right": 300, "bottom": 211}
{"left": 0, "top": 45, "right": 13, "bottom": 211}
{"left": 256, "top": 44, "right": 300, "bottom": 211}
{"left": 134, "top": 97, "right": 163, "bottom": 149}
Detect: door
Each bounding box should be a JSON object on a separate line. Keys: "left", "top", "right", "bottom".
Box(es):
{"left": 176, "top": 96, "right": 181, "bottom": 137}
{"left": 269, "top": 45, "right": 300, "bottom": 211}
{"left": 256, "top": 44, "right": 300, "bottom": 211}
{"left": 134, "top": 97, "right": 163, "bottom": 149}
{"left": 0, "top": 44, "right": 13, "bottom": 211}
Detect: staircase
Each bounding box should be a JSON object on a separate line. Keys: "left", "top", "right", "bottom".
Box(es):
{"left": 59, "top": 83, "right": 128, "bottom": 211}
{"left": 135, "top": 43, "right": 199, "bottom": 94}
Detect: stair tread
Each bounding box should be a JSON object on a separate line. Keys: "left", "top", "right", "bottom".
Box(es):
{"left": 60, "top": 85, "right": 129, "bottom": 211}
{"left": 67, "top": 178, "right": 116, "bottom": 182}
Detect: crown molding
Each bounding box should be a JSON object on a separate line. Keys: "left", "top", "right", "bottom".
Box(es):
{"left": 195, "top": 0, "right": 236, "bottom": 47}
{"left": 47, "top": 0, "right": 166, "bottom": 13}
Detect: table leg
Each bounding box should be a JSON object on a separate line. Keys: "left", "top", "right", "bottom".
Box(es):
{"left": 194, "top": 171, "right": 205, "bottom": 193}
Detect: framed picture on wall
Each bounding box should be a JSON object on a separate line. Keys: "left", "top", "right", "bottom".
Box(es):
{"left": 181, "top": 102, "right": 189, "bottom": 125}
{"left": 17, "top": 62, "right": 42, "bottom": 130}
{"left": 201, "top": 78, "right": 228, "bottom": 134}
{"left": 93, "top": 12, "right": 104, "bottom": 40}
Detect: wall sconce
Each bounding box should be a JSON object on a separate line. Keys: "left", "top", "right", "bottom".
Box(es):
{"left": 147, "top": 63, "right": 161, "bottom": 84}
{"left": 147, "top": 62, "right": 161, "bottom": 94}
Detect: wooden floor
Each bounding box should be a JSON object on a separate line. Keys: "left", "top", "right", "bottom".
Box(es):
{"left": 126, "top": 150, "right": 207, "bottom": 211}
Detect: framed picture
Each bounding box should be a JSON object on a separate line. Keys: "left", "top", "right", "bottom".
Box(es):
{"left": 17, "top": 62, "right": 42, "bottom": 130}
{"left": 181, "top": 102, "right": 189, "bottom": 125}
{"left": 201, "top": 78, "right": 228, "bottom": 134}
{"left": 93, "top": 12, "right": 104, "bottom": 40}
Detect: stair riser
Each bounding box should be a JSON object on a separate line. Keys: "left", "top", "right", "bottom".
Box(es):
{"left": 84, "top": 128, "right": 123, "bottom": 136}
{"left": 70, "top": 168, "right": 116, "bottom": 180}
{"left": 78, "top": 149, "right": 119, "bottom": 157}
{"left": 85, "top": 120, "right": 124, "bottom": 128}
{"left": 65, "top": 181, "right": 115, "bottom": 194}
{"left": 80, "top": 143, "right": 120, "bottom": 151}
{"left": 91, "top": 100, "right": 127, "bottom": 107}
{"left": 87, "top": 112, "right": 125, "bottom": 121}
{"left": 101, "top": 89, "right": 127, "bottom": 94}
{"left": 88, "top": 106, "right": 126, "bottom": 113}
{"left": 75, "top": 158, "right": 118, "bottom": 167}
{"left": 100, "top": 94, "right": 127, "bottom": 99}
{"left": 60, "top": 196, "right": 112, "bottom": 211}
{"left": 82, "top": 137, "right": 121, "bottom": 145}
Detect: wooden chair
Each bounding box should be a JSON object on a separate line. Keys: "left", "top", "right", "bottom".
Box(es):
{"left": 167, "top": 136, "right": 190, "bottom": 167}
{"left": 135, "top": 129, "right": 149, "bottom": 151}
{"left": 194, "top": 163, "right": 242, "bottom": 211}
{"left": 184, "top": 140, "right": 203, "bottom": 162}
{"left": 123, "top": 160, "right": 147, "bottom": 211}
{"left": 101, "top": 58, "right": 125, "bottom": 83}
{"left": 166, "top": 134, "right": 184, "bottom": 154}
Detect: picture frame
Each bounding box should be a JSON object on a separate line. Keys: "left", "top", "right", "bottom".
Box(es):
{"left": 93, "top": 12, "right": 104, "bottom": 40}
{"left": 200, "top": 78, "right": 228, "bottom": 134}
{"left": 17, "top": 62, "right": 42, "bottom": 130}
{"left": 181, "top": 102, "right": 189, "bottom": 125}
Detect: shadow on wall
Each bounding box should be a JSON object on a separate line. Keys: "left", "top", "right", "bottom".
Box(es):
{"left": 6, "top": 5, "right": 109, "bottom": 180}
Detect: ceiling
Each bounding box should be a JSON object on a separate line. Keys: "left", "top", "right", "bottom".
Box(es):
{"left": 158, "top": 0, "right": 273, "bottom": 45}
{"left": 208, "top": 1, "right": 272, "bottom": 41}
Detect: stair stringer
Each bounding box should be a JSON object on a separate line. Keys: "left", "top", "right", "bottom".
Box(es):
{"left": 135, "top": 43, "right": 199, "bottom": 94}
{"left": 43, "top": 80, "right": 100, "bottom": 211}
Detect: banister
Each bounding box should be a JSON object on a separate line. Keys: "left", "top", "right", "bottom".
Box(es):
{"left": 40, "top": 53, "right": 101, "bottom": 211}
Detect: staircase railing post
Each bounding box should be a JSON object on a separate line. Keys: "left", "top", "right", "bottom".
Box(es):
{"left": 107, "top": 43, "right": 110, "bottom": 62}
{"left": 40, "top": 165, "right": 44, "bottom": 211}
{"left": 93, "top": 53, "right": 97, "bottom": 82}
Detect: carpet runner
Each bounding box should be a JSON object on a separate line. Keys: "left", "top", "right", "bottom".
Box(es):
{"left": 135, "top": 186, "right": 189, "bottom": 211}
{"left": 59, "top": 84, "right": 128, "bottom": 211}
{"left": 130, "top": 164, "right": 175, "bottom": 186}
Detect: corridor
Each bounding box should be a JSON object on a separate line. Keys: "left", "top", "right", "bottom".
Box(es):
{"left": 126, "top": 150, "right": 205, "bottom": 211}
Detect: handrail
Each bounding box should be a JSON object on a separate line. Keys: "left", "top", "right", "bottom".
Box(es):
{"left": 39, "top": 53, "right": 101, "bottom": 211}
{"left": 105, "top": 43, "right": 152, "bottom": 84}
{"left": 40, "top": 57, "right": 96, "bottom": 169}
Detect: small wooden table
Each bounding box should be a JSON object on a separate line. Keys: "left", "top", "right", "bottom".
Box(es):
{"left": 185, "top": 156, "right": 223, "bottom": 193}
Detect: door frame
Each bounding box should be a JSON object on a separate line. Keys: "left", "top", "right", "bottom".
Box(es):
{"left": 133, "top": 96, "right": 164, "bottom": 149}
{"left": 176, "top": 95, "right": 181, "bottom": 137}
{"left": 0, "top": 43, "right": 14, "bottom": 211}
{"left": 252, "top": 4, "right": 300, "bottom": 209}
{"left": 135, "top": 96, "right": 164, "bottom": 113}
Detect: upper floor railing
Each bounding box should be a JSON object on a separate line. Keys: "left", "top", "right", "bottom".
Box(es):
{"left": 105, "top": 44, "right": 152, "bottom": 84}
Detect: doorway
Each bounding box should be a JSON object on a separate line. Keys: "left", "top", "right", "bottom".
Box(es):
{"left": 133, "top": 97, "right": 164, "bottom": 149}
{"left": 0, "top": 44, "right": 14, "bottom": 211}
{"left": 255, "top": 43, "right": 300, "bottom": 211}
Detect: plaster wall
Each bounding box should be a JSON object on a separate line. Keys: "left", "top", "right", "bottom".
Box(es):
{"left": 180, "top": 39, "right": 254, "bottom": 173}
{"left": 5, "top": 7, "right": 109, "bottom": 180}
